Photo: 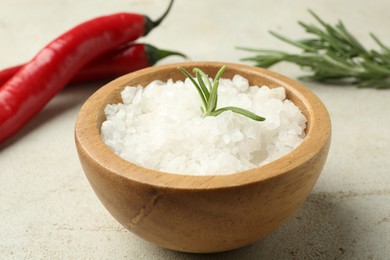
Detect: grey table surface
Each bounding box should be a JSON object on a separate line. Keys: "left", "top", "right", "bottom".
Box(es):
{"left": 1, "top": 0, "right": 389, "bottom": 259}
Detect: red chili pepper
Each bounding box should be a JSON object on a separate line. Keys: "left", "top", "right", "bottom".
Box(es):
{"left": 0, "top": 66, "right": 19, "bottom": 86}
{"left": 0, "top": 0, "right": 174, "bottom": 143}
{"left": 0, "top": 43, "right": 185, "bottom": 85}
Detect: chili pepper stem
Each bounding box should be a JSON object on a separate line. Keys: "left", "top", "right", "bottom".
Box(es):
{"left": 145, "top": 44, "right": 186, "bottom": 65}
{"left": 144, "top": 0, "right": 174, "bottom": 35}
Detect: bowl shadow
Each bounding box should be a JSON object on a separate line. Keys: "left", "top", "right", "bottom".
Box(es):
{"left": 144, "top": 190, "right": 357, "bottom": 259}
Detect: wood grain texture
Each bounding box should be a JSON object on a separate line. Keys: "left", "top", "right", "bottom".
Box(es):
{"left": 75, "top": 62, "right": 331, "bottom": 253}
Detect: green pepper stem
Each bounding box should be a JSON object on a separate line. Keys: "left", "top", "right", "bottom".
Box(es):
{"left": 153, "top": 0, "right": 174, "bottom": 27}
{"left": 144, "top": 0, "right": 175, "bottom": 35}
{"left": 145, "top": 44, "right": 186, "bottom": 65}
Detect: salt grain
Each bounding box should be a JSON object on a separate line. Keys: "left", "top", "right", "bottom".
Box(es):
{"left": 101, "top": 75, "right": 307, "bottom": 175}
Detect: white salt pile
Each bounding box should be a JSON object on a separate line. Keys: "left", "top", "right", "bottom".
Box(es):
{"left": 101, "top": 75, "right": 307, "bottom": 175}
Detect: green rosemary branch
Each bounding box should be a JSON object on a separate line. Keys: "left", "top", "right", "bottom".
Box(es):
{"left": 238, "top": 10, "right": 390, "bottom": 89}
{"left": 178, "top": 65, "right": 265, "bottom": 121}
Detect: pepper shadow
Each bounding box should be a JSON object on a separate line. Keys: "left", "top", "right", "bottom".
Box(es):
{"left": 141, "top": 191, "right": 359, "bottom": 260}
{"left": 0, "top": 82, "right": 102, "bottom": 152}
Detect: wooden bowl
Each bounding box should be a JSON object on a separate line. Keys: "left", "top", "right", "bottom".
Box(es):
{"left": 75, "top": 62, "right": 331, "bottom": 253}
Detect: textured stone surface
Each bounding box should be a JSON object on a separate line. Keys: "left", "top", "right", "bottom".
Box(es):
{"left": 1, "top": 0, "right": 389, "bottom": 259}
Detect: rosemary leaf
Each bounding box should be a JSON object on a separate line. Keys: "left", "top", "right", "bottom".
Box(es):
{"left": 210, "top": 106, "right": 265, "bottom": 121}
{"left": 178, "top": 65, "right": 265, "bottom": 121}
{"left": 178, "top": 67, "right": 208, "bottom": 109}
{"left": 194, "top": 69, "right": 212, "bottom": 90}
{"left": 269, "top": 31, "right": 316, "bottom": 52}
{"left": 371, "top": 33, "right": 390, "bottom": 53}
{"left": 238, "top": 10, "right": 390, "bottom": 89}
{"left": 206, "top": 65, "right": 226, "bottom": 114}
{"left": 207, "top": 79, "right": 219, "bottom": 113}
{"left": 194, "top": 69, "right": 210, "bottom": 100}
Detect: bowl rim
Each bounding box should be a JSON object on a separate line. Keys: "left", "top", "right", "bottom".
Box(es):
{"left": 75, "top": 61, "right": 331, "bottom": 190}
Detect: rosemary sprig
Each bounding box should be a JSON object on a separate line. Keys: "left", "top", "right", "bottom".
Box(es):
{"left": 238, "top": 10, "right": 390, "bottom": 89}
{"left": 178, "top": 65, "right": 265, "bottom": 121}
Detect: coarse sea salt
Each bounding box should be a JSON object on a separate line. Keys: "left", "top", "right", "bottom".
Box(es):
{"left": 101, "top": 74, "right": 307, "bottom": 175}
